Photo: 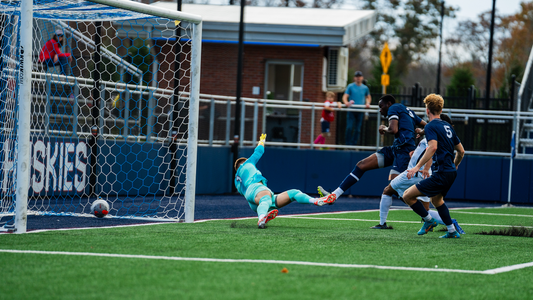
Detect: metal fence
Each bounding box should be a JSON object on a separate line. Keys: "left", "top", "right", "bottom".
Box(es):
{"left": 197, "top": 92, "right": 533, "bottom": 158}
{"left": 366, "top": 79, "right": 521, "bottom": 111}
{"left": 34, "top": 72, "right": 532, "bottom": 158}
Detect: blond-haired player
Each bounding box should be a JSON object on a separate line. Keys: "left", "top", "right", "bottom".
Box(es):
{"left": 403, "top": 94, "right": 465, "bottom": 238}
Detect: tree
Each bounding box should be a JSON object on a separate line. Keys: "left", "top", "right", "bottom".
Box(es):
{"left": 228, "top": 0, "right": 337, "bottom": 8}
{"left": 360, "top": 0, "right": 456, "bottom": 77}
{"left": 494, "top": 2, "right": 533, "bottom": 96}
{"left": 445, "top": 11, "right": 503, "bottom": 65}
{"left": 366, "top": 58, "right": 402, "bottom": 90}
{"left": 446, "top": 66, "right": 475, "bottom": 97}
{"left": 446, "top": 2, "right": 533, "bottom": 95}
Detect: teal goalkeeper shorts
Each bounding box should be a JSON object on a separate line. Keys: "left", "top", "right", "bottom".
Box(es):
{"left": 245, "top": 182, "right": 279, "bottom": 213}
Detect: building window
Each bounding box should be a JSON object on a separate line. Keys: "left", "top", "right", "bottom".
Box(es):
{"left": 264, "top": 61, "right": 304, "bottom": 143}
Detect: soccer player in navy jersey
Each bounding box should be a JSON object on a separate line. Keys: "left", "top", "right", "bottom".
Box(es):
{"left": 235, "top": 134, "right": 336, "bottom": 229}
{"left": 373, "top": 114, "right": 465, "bottom": 234}
{"left": 403, "top": 94, "right": 465, "bottom": 238}
{"left": 318, "top": 94, "right": 426, "bottom": 204}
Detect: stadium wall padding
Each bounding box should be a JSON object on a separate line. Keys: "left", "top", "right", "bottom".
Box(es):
{"left": 19, "top": 140, "right": 532, "bottom": 204}
{"left": 195, "top": 146, "right": 533, "bottom": 204}
{"left": 196, "top": 146, "right": 233, "bottom": 194}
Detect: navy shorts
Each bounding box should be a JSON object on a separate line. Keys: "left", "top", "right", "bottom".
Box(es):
{"left": 321, "top": 120, "right": 330, "bottom": 133}
{"left": 416, "top": 171, "right": 457, "bottom": 198}
{"left": 377, "top": 144, "right": 416, "bottom": 174}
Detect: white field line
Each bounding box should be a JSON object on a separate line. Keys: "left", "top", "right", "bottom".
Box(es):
{"left": 483, "top": 261, "right": 533, "bottom": 274}
{"left": 1, "top": 249, "right": 530, "bottom": 275}
{"left": 452, "top": 211, "right": 533, "bottom": 218}
{"left": 193, "top": 209, "right": 383, "bottom": 223}
{"left": 1, "top": 206, "right": 524, "bottom": 234}
{"left": 0, "top": 221, "right": 173, "bottom": 234}
{"left": 193, "top": 206, "right": 488, "bottom": 223}
{"left": 283, "top": 216, "right": 533, "bottom": 228}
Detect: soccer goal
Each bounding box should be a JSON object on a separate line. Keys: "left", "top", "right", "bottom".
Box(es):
{"left": 0, "top": 0, "right": 202, "bottom": 233}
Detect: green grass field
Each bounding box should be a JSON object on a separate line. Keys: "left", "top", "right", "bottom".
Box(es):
{"left": 1, "top": 207, "right": 533, "bottom": 300}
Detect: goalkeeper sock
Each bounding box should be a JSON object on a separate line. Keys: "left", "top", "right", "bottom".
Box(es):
{"left": 428, "top": 210, "right": 445, "bottom": 225}
{"left": 287, "top": 189, "right": 313, "bottom": 204}
{"left": 379, "top": 194, "right": 393, "bottom": 225}
{"left": 257, "top": 195, "right": 272, "bottom": 217}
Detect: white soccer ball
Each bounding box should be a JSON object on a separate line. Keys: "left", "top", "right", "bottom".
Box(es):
{"left": 91, "top": 198, "right": 110, "bottom": 218}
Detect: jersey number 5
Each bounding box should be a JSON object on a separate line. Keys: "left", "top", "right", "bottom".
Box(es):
{"left": 444, "top": 125, "right": 453, "bottom": 138}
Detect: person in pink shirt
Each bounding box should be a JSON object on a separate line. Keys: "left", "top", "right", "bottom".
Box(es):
{"left": 39, "top": 29, "right": 72, "bottom": 76}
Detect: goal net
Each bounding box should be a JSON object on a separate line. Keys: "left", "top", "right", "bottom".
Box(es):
{"left": 0, "top": 0, "right": 202, "bottom": 233}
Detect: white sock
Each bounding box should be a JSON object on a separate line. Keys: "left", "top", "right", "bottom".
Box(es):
{"left": 423, "top": 214, "right": 433, "bottom": 222}
{"left": 428, "top": 210, "right": 444, "bottom": 225}
{"left": 447, "top": 224, "right": 456, "bottom": 233}
{"left": 379, "top": 194, "right": 393, "bottom": 225}
{"left": 333, "top": 188, "right": 344, "bottom": 199}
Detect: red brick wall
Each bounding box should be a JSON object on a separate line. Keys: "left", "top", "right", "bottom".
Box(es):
{"left": 200, "top": 43, "right": 338, "bottom": 145}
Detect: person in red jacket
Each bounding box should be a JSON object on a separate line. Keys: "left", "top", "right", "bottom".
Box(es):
{"left": 39, "top": 29, "right": 72, "bottom": 76}
{"left": 314, "top": 91, "right": 341, "bottom": 145}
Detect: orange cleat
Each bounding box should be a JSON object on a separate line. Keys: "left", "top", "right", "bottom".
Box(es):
{"left": 314, "top": 194, "right": 336, "bottom": 206}
{"left": 258, "top": 209, "right": 278, "bottom": 229}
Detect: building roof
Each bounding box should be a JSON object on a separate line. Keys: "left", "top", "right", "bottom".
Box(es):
{"left": 151, "top": 3, "right": 376, "bottom": 47}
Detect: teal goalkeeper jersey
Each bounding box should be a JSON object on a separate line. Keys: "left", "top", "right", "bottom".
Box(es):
{"left": 234, "top": 145, "right": 268, "bottom": 196}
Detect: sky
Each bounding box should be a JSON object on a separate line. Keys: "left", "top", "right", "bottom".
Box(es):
{"left": 445, "top": 0, "right": 524, "bottom": 21}
{"left": 441, "top": 0, "right": 525, "bottom": 37}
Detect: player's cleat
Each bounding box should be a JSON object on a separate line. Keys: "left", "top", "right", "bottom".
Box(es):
{"left": 317, "top": 186, "right": 331, "bottom": 197}
{"left": 417, "top": 218, "right": 438, "bottom": 235}
{"left": 439, "top": 231, "right": 461, "bottom": 238}
{"left": 258, "top": 209, "right": 278, "bottom": 229}
{"left": 421, "top": 218, "right": 434, "bottom": 231}
{"left": 314, "top": 194, "right": 336, "bottom": 206}
{"left": 452, "top": 219, "right": 465, "bottom": 234}
{"left": 370, "top": 223, "right": 392, "bottom": 229}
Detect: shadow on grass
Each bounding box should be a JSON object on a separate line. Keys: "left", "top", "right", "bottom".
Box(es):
{"left": 475, "top": 226, "right": 533, "bottom": 238}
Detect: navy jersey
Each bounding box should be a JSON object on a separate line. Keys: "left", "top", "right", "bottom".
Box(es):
{"left": 387, "top": 103, "right": 423, "bottom": 147}
{"left": 425, "top": 118, "right": 461, "bottom": 172}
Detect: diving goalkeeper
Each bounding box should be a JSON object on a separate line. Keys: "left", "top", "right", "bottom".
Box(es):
{"left": 234, "top": 133, "right": 336, "bottom": 229}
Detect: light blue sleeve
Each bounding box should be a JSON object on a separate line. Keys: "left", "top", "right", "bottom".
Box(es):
{"left": 247, "top": 144, "right": 264, "bottom": 166}
{"left": 234, "top": 145, "right": 266, "bottom": 196}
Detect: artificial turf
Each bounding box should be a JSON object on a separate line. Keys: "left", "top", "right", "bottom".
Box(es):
{"left": 1, "top": 207, "right": 532, "bottom": 300}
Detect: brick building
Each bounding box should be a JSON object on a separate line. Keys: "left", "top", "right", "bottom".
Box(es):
{"left": 152, "top": 3, "right": 376, "bottom": 144}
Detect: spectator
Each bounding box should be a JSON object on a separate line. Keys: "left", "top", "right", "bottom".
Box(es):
{"left": 314, "top": 91, "right": 341, "bottom": 146}
{"left": 342, "top": 71, "right": 371, "bottom": 146}
{"left": 39, "top": 29, "right": 72, "bottom": 77}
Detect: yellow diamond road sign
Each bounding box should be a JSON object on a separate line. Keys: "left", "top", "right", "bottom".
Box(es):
{"left": 381, "top": 74, "right": 390, "bottom": 86}
{"left": 380, "top": 42, "right": 392, "bottom": 74}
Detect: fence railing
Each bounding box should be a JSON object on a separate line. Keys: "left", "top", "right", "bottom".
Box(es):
{"left": 31, "top": 72, "right": 533, "bottom": 158}
{"left": 366, "top": 79, "right": 521, "bottom": 111}
{"left": 196, "top": 93, "right": 533, "bottom": 158}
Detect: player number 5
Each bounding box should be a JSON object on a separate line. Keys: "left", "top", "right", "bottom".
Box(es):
{"left": 444, "top": 125, "right": 452, "bottom": 138}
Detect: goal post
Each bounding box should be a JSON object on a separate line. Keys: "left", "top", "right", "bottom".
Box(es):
{"left": 0, "top": 0, "right": 203, "bottom": 233}
{"left": 15, "top": 0, "right": 34, "bottom": 234}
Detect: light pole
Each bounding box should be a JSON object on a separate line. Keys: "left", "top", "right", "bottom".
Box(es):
{"left": 436, "top": 0, "right": 444, "bottom": 95}
{"left": 485, "top": 0, "right": 496, "bottom": 107}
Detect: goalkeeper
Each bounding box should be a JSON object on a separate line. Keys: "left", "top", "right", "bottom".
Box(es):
{"left": 234, "top": 133, "right": 336, "bottom": 229}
